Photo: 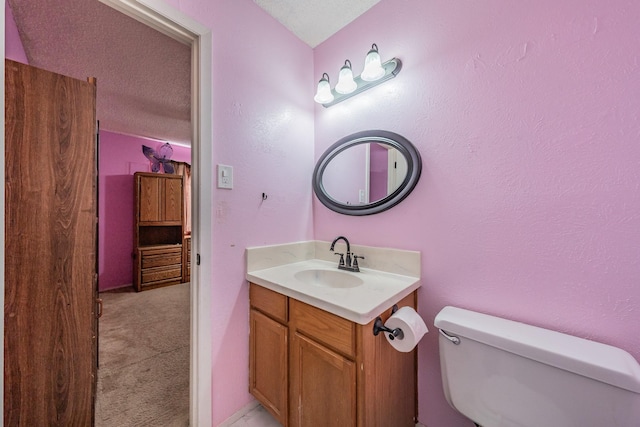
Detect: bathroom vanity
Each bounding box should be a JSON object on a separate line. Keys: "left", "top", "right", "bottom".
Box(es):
{"left": 250, "top": 283, "right": 416, "bottom": 427}
{"left": 246, "top": 241, "right": 422, "bottom": 427}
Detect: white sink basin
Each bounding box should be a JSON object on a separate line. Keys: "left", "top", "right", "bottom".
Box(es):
{"left": 246, "top": 259, "right": 420, "bottom": 324}
{"left": 294, "top": 269, "right": 364, "bottom": 289}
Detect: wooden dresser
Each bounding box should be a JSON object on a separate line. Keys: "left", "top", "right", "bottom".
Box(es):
{"left": 183, "top": 235, "right": 192, "bottom": 282}
{"left": 133, "top": 172, "right": 184, "bottom": 291}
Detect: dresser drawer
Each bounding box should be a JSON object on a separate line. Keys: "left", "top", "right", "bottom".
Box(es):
{"left": 290, "top": 299, "right": 355, "bottom": 358}
{"left": 142, "top": 251, "right": 182, "bottom": 269}
{"left": 141, "top": 265, "right": 182, "bottom": 284}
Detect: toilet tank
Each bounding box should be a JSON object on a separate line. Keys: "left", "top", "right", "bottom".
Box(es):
{"left": 434, "top": 306, "right": 640, "bottom": 427}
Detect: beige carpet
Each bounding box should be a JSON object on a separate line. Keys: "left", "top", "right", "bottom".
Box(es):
{"left": 95, "top": 282, "right": 190, "bottom": 427}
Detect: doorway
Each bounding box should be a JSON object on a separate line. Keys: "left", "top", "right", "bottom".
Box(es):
{"left": 96, "top": 1, "right": 213, "bottom": 425}
{"left": 100, "top": 0, "right": 213, "bottom": 425}
{"left": 0, "top": 0, "right": 212, "bottom": 423}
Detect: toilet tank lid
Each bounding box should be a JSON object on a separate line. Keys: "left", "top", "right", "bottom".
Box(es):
{"left": 434, "top": 306, "right": 640, "bottom": 394}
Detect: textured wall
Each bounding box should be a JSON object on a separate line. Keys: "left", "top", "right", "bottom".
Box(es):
{"left": 10, "top": 0, "right": 639, "bottom": 425}
{"left": 314, "top": 1, "right": 640, "bottom": 425}
{"left": 5, "top": 1, "right": 27, "bottom": 63}
{"left": 162, "top": 0, "right": 316, "bottom": 423}
{"left": 98, "top": 130, "right": 191, "bottom": 291}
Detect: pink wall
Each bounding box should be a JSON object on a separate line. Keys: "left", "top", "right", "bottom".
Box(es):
{"left": 98, "top": 130, "right": 191, "bottom": 291}
{"left": 12, "top": 0, "right": 639, "bottom": 425}
{"left": 5, "top": 1, "right": 27, "bottom": 63}
{"left": 161, "top": 1, "right": 315, "bottom": 424}
{"left": 314, "top": 1, "right": 640, "bottom": 426}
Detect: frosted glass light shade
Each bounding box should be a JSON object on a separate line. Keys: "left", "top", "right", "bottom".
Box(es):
{"left": 361, "top": 44, "right": 385, "bottom": 82}
{"left": 314, "top": 73, "right": 334, "bottom": 104}
{"left": 335, "top": 60, "right": 357, "bottom": 94}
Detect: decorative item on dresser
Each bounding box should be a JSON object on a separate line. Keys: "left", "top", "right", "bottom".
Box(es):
{"left": 133, "top": 171, "right": 185, "bottom": 291}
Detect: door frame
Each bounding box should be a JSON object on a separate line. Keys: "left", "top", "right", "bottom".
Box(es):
{"left": 0, "top": 0, "right": 213, "bottom": 424}
{"left": 1, "top": 1, "right": 6, "bottom": 419}
{"left": 96, "top": 2, "right": 214, "bottom": 425}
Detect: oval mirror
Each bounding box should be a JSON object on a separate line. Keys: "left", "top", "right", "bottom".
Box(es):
{"left": 313, "top": 130, "right": 422, "bottom": 215}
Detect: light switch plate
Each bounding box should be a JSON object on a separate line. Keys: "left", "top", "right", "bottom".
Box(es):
{"left": 217, "top": 164, "right": 233, "bottom": 189}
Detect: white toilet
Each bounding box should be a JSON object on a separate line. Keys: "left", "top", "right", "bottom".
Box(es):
{"left": 434, "top": 306, "right": 640, "bottom": 427}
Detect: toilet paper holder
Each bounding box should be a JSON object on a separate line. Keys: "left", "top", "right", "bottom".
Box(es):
{"left": 373, "top": 304, "right": 405, "bottom": 340}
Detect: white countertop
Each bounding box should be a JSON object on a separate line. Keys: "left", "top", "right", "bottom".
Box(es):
{"left": 247, "top": 259, "right": 421, "bottom": 325}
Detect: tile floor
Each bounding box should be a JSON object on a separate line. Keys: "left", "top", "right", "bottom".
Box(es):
{"left": 223, "top": 403, "right": 426, "bottom": 427}
{"left": 225, "top": 405, "right": 281, "bottom": 427}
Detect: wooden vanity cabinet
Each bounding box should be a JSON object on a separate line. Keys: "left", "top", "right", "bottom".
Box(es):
{"left": 249, "top": 285, "right": 289, "bottom": 426}
{"left": 249, "top": 283, "right": 417, "bottom": 427}
{"left": 289, "top": 300, "right": 357, "bottom": 426}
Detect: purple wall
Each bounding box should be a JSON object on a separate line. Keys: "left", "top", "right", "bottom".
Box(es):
{"left": 5, "top": 1, "right": 27, "bottom": 63}
{"left": 98, "top": 130, "right": 191, "bottom": 291}
{"left": 314, "top": 1, "right": 640, "bottom": 425}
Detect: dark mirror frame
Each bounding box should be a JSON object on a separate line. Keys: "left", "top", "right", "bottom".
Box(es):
{"left": 313, "top": 130, "right": 422, "bottom": 216}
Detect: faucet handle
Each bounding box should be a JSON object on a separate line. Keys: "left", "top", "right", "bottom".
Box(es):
{"left": 352, "top": 255, "right": 365, "bottom": 270}
{"left": 334, "top": 252, "right": 345, "bottom": 267}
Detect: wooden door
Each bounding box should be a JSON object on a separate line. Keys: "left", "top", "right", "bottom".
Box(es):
{"left": 290, "top": 332, "right": 357, "bottom": 427}
{"left": 4, "top": 60, "right": 97, "bottom": 426}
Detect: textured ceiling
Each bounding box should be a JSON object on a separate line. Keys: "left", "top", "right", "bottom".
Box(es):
{"left": 8, "top": 0, "right": 192, "bottom": 145}
{"left": 253, "top": 0, "right": 381, "bottom": 48}
{"left": 8, "top": 0, "right": 380, "bottom": 146}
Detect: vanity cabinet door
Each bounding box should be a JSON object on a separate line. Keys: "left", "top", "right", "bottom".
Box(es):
{"left": 290, "top": 332, "right": 357, "bottom": 427}
{"left": 249, "top": 309, "right": 288, "bottom": 426}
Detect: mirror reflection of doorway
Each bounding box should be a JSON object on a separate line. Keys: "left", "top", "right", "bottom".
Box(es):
{"left": 369, "top": 143, "right": 408, "bottom": 203}
{"left": 386, "top": 145, "right": 408, "bottom": 195}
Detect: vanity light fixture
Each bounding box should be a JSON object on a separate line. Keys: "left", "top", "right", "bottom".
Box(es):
{"left": 314, "top": 44, "right": 402, "bottom": 108}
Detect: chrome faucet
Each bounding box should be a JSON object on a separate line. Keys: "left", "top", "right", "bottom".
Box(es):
{"left": 329, "top": 236, "right": 364, "bottom": 272}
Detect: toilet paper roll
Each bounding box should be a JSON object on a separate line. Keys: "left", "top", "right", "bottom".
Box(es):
{"left": 384, "top": 306, "right": 428, "bottom": 352}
